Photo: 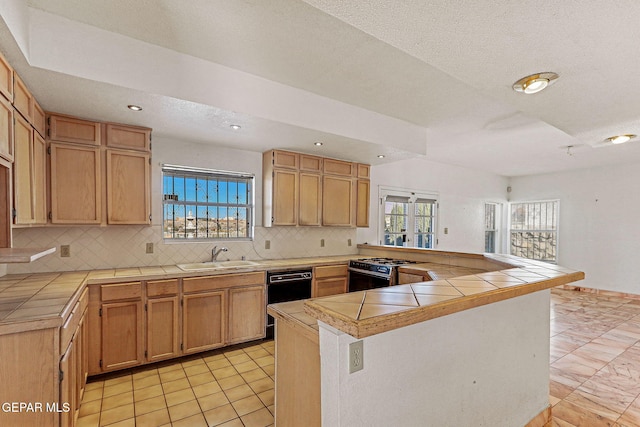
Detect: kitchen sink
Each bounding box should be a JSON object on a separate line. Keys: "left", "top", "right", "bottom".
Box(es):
{"left": 177, "top": 260, "right": 261, "bottom": 271}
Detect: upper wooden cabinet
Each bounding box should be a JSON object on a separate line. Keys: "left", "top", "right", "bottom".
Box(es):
{"left": 106, "top": 149, "right": 151, "bottom": 224}
{"left": 263, "top": 149, "right": 369, "bottom": 227}
{"left": 49, "top": 142, "right": 101, "bottom": 224}
{"left": 356, "top": 178, "right": 370, "bottom": 228}
{"left": 12, "top": 73, "right": 32, "bottom": 123}
{"left": 13, "top": 114, "right": 46, "bottom": 225}
{"left": 48, "top": 114, "right": 101, "bottom": 146}
{"left": 31, "top": 100, "right": 45, "bottom": 138}
{"left": 0, "top": 51, "right": 13, "bottom": 103}
{"left": 0, "top": 95, "right": 13, "bottom": 162}
{"left": 105, "top": 123, "right": 151, "bottom": 152}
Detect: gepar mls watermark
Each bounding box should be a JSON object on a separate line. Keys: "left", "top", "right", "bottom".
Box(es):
{"left": 2, "top": 402, "right": 71, "bottom": 413}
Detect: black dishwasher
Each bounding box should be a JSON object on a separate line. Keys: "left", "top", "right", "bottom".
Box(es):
{"left": 266, "top": 269, "right": 312, "bottom": 338}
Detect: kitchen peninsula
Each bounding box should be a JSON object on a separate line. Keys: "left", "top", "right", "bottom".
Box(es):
{"left": 268, "top": 245, "right": 585, "bottom": 427}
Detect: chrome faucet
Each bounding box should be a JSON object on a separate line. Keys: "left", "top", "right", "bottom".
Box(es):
{"left": 211, "top": 246, "right": 228, "bottom": 262}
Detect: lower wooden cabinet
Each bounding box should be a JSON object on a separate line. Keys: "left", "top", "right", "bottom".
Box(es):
{"left": 228, "top": 285, "right": 265, "bottom": 344}
{"left": 101, "top": 300, "right": 144, "bottom": 371}
{"left": 183, "top": 290, "right": 226, "bottom": 354}
{"left": 312, "top": 265, "right": 348, "bottom": 297}
{"left": 59, "top": 340, "right": 75, "bottom": 427}
{"left": 147, "top": 296, "right": 180, "bottom": 362}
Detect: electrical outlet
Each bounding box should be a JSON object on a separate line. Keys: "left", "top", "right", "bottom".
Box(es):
{"left": 145, "top": 243, "right": 154, "bottom": 254}
{"left": 349, "top": 340, "right": 364, "bottom": 373}
{"left": 265, "top": 240, "right": 271, "bottom": 250}
{"left": 60, "top": 245, "right": 71, "bottom": 257}
{"left": 320, "top": 239, "right": 325, "bottom": 247}
{"left": 444, "top": 227, "right": 449, "bottom": 235}
{"left": 348, "top": 238, "right": 352, "bottom": 246}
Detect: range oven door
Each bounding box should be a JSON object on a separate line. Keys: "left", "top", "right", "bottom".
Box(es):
{"left": 348, "top": 268, "right": 390, "bottom": 292}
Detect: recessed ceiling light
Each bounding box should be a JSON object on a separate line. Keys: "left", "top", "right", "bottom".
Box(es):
{"left": 127, "top": 104, "right": 142, "bottom": 111}
{"left": 230, "top": 124, "right": 241, "bottom": 130}
{"left": 607, "top": 134, "right": 636, "bottom": 144}
{"left": 377, "top": 155, "right": 385, "bottom": 159}
{"left": 314, "top": 142, "right": 323, "bottom": 146}
{"left": 512, "top": 72, "right": 559, "bottom": 94}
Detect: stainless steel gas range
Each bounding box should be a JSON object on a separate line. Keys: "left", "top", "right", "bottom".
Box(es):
{"left": 347, "top": 257, "right": 417, "bottom": 292}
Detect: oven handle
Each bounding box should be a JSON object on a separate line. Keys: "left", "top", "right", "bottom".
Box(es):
{"left": 348, "top": 267, "right": 392, "bottom": 280}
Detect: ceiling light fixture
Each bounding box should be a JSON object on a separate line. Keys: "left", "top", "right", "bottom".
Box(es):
{"left": 607, "top": 134, "right": 636, "bottom": 144}
{"left": 230, "top": 124, "right": 241, "bottom": 130}
{"left": 512, "top": 72, "right": 559, "bottom": 94}
{"left": 314, "top": 142, "right": 323, "bottom": 146}
{"left": 377, "top": 155, "right": 385, "bottom": 159}
{"left": 127, "top": 104, "right": 142, "bottom": 111}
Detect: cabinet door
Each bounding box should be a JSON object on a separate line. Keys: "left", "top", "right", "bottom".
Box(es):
{"left": 12, "top": 73, "right": 32, "bottom": 122}
{"left": 147, "top": 296, "right": 180, "bottom": 362}
{"left": 60, "top": 340, "right": 75, "bottom": 427}
{"left": 48, "top": 114, "right": 101, "bottom": 145}
{"left": 314, "top": 277, "right": 347, "bottom": 298}
{"left": 105, "top": 123, "right": 151, "bottom": 151}
{"left": 0, "top": 96, "right": 12, "bottom": 161}
{"left": 272, "top": 150, "right": 298, "bottom": 169}
{"left": 183, "top": 291, "right": 225, "bottom": 354}
{"left": 0, "top": 160, "right": 10, "bottom": 248}
{"left": 50, "top": 142, "right": 101, "bottom": 224}
{"left": 356, "top": 179, "right": 370, "bottom": 228}
{"left": 323, "top": 158, "right": 355, "bottom": 176}
{"left": 101, "top": 301, "right": 144, "bottom": 371}
{"left": 0, "top": 52, "right": 13, "bottom": 102}
{"left": 106, "top": 149, "right": 151, "bottom": 224}
{"left": 322, "top": 175, "right": 355, "bottom": 226}
{"left": 32, "top": 100, "right": 45, "bottom": 138}
{"left": 299, "top": 172, "right": 321, "bottom": 226}
{"left": 272, "top": 168, "right": 298, "bottom": 226}
{"left": 228, "top": 285, "right": 265, "bottom": 344}
{"left": 32, "top": 131, "right": 46, "bottom": 224}
{"left": 13, "top": 114, "right": 33, "bottom": 224}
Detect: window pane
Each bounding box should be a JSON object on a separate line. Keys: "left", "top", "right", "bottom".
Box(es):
{"left": 509, "top": 200, "right": 557, "bottom": 262}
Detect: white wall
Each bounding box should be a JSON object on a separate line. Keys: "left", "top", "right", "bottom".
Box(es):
{"left": 359, "top": 158, "right": 509, "bottom": 253}
{"left": 509, "top": 162, "right": 640, "bottom": 294}
{"left": 319, "top": 290, "right": 551, "bottom": 427}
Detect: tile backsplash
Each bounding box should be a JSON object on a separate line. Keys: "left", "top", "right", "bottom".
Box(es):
{"left": 8, "top": 226, "right": 358, "bottom": 274}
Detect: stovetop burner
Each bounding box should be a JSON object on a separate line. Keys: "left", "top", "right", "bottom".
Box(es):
{"left": 355, "top": 257, "right": 417, "bottom": 266}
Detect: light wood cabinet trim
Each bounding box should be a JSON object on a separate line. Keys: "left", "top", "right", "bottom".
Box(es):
{"left": 299, "top": 154, "right": 322, "bottom": 172}
{"left": 146, "top": 278, "right": 179, "bottom": 297}
{"left": 32, "top": 131, "right": 46, "bottom": 224}
{"left": 272, "top": 150, "right": 299, "bottom": 169}
{"left": 0, "top": 159, "right": 11, "bottom": 248}
{"left": 356, "top": 179, "right": 370, "bottom": 228}
{"left": 227, "top": 285, "right": 266, "bottom": 344}
{"left": 12, "top": 73, "right": 33, "bottom": 123}
{"left": 59, "top": 339, "right": 75, "bottom": 427}
{"left": 101, "top": 282, "right": 142, "bottom": 301}
{"left": 49, "top": 142, "right": 102, "bottom": 224}
{"left": 323, "top": 158, "right": 355, "bottom": 176}
{"left": 101, "top": 300, "right": 144, "bottom": 371}
{"left": 31, "top": 99, "right": 46, "bottom": 137}
{"left": 60, "top": 288, "right": 88, "bottom": 354}
{"left": 182, "top": 290, "right": 226, "bottom": 354}
{"left": 299, "top": 172, "right": 321, "bottom": 226}
{"left": 47, "top": 114, "right": 101, "bottom": 146}
{"left": 105, "top": 123, "right": 151, "bottom": 152}
{"left": 12, "top": 113, "right": 33, "bottom": 224}
{"left": 0, "top": 51, "right": 13, "bottom": 103}
{"left": 0, "top": 95, "right": 13, "bottom": 162}
{"left": 147, "top": 296, "right": 180, "bottom": 362}
{"left": 106, "top": 149, "right": 151, "bottom": 225}
{"left": 357, "top": 163, "right": 370, "bottom": 179}
{"left": 183, "top": 272, "right": 265, "bottom": 293}
{"left": 322, "top": 175, "right": 355, "bottom": 226}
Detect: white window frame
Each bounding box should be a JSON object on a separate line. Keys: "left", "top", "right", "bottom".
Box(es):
{"left": 484, "top": 202, "right": 502, "bottom": 253}
{"left": 162, "top": 164, "right": 255, "bottom": 241}
{"left": 378, "top": 186, "right": 438, "bottom": 248}
{"left": 508, "top": 199, "right": 559, "bottom": 263}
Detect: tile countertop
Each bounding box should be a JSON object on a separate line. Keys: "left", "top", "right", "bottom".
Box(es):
{"left": 0, "top": 255, "right": 358, "bottom": 334}
{"left": 304, "top": 252, "right": 585, "bottom": 339}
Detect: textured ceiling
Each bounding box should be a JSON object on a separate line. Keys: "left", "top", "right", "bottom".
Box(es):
{"left": 1, "top": 0, "right": 639, "bottom": 176}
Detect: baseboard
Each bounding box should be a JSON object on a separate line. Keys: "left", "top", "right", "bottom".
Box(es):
{"left": 557, "top": 284, "right": 640, "bottom": 300}
{"left": 525, "top": 405, "right": 552, "bottom": 427}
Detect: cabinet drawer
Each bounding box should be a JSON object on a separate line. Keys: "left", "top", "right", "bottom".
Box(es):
{"left": 60, "top": 288, "right": 88, "bottom": 353}
{"left": 147, "top": 279, "right": 179, "bottom": 297}
{"left": 314, "top": 264, "right": 348, "bottom": 279}
{"left": 101, "top": 282, "right": 142, "bottom": 301}
{"left": 183, "top": 272, "right": 265, "bottom": 293}
{"left": 323, "top": 158, "right": 355, "bottom": 176}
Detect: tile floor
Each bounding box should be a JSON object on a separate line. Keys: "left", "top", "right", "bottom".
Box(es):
{"left": 76, "top": 340, "right": 275, "bottom": 427}
{"left": 76, "top": 288, "right": 640, "bottom": 427}
{"left": 550, "top": 288, "right": 640, "bottom": 426}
